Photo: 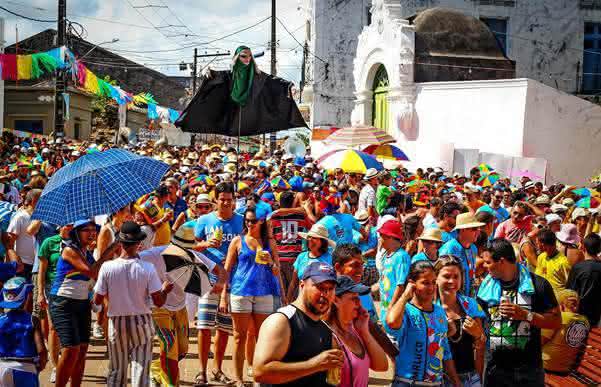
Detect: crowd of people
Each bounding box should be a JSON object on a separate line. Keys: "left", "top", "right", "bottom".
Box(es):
{"left": 0, "top": 129, "right": 600, "bottom": 387}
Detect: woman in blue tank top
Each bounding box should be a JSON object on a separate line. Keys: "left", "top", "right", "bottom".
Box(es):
{"left": 48, "top": 219, "right": 118, "bottom": 387}
{"left": 222, "top": 207, "right": 284, "bottom": 387}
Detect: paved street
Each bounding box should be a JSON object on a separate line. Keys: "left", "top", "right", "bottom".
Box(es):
{"left": 38, "top": 327, "right": 394, "bottom": 386}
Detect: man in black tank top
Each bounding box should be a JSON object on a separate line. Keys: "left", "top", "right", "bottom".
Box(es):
{"left": 253, "top": 262, "right": 343, "bottom": 387}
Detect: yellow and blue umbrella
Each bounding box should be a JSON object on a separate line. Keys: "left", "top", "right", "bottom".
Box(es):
{"left": 271, "top": 176, "right": 291, "bottom": 190}
{"left": 363, "top": 144, "right": 410, "bottom": 161}
{"left": 318, "top": 149, "right": 383, "bottom": 174}
{"left": 576, "top": 196, "right": 600, "bottom": 208}
{"left": 477, "top": 163, "right": 495, "bottom": 174}
{"left": 477, "top": 172, "right": 500, "bottom": 187}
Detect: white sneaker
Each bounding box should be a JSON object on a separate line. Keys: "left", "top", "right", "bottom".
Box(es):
{"left": 50, "top": 367, "right": 56, "bottom": 383}
{"left": 92, "top": 322, "right": 104, "bottom": 339}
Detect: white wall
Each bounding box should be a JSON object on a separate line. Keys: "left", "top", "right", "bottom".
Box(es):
{"left": 522, "top": 80, "right": 601, "bottom": 185}
{"left": 407, "top": 79, "right": 528, "bottom": 168}
{"left": 306, "top": 0, "right": 371, "bottom": 127}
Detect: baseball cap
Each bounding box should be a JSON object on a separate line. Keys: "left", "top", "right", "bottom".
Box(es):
{"left": 335, "top": 275, "right": 370, "bottom": 296}
{"left": 545, "top": 213, "right": 562, "bottom": 224}
{"left": 0, "top": 277, "right": 33, "bottom": 309}
{"left": 301, "top": 262, "right": 337, "bottom": 284}
{"left": 378, "top": 219, "right": 404, "bottom": 240}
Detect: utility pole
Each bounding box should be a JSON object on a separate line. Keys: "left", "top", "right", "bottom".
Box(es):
{"left": 54, "top": 0, "right": 67, "bottom": 139}
{"left": 299, "top": 42, "right": 308, "bottom": 103}
{"left": 269, "top": 0, "right": 277, "bottom": 152}
{"left": 192, "top": 48, "right": 198, "bottom": 94}
{"left": 185, "top": 50, "right": 230, "bottom": 95}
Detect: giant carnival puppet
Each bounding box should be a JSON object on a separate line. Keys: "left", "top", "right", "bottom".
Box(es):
{"left": 175, "top": 46, "right": 307, "bottom": 137}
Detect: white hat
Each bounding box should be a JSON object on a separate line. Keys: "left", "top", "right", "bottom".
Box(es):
{"left": 571, "top": 207, "right": 589, "bottom": 221}
{"left": 364, "top": 168, "right": 379, "bottom": 180}
{"left": 41, "top": 148, "right": 50, "bottom": 154}
{"left": 524, "top": 181, "right": 535, "bottom": 190}
{"left": 551, "top": 203, "right": 568, "bottom": 213}
{"left": 298, "top": 224, "right": 336, "bottom": 247}
{"left": 545, "top": 213, "right": 562, "bottom": 224}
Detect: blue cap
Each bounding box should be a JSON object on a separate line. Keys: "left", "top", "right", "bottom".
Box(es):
{"left": 335, "top": 275, "right": 370, "bottom": 296}
{"left": 301, "top": 262, "right": 337, "bottom": 284}
{"left": 72, "top": 219, "right": 96, "bottom": 230}
{"left": 0, "top": 277, "right": 33, "bottom": 309}
{"left": 294, "top": 156, "right": 306, "bottom": 167}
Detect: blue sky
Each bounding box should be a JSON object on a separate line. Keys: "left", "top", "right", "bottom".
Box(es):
{"left": 1, "top": 0, "right": 306, "bottom": 83}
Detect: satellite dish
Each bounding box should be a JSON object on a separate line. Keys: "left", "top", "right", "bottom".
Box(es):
{"left": 284, "top": 136, "right": 306, "bottom": 158}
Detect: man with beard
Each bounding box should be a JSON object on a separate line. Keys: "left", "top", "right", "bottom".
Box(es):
{"left": 253, "top": 262, "right": 343, "bottom": 386}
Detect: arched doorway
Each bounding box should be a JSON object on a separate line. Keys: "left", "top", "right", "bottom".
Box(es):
{"left": 372, "top": 64, "right": 389, "bottom": 131}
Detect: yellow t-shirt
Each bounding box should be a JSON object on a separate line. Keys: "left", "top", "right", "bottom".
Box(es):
{"left": 542, "top": 312, "right": 590, "bottom": 372}
{"left": 535, "top": 251, "right": 571, "bottom": 295}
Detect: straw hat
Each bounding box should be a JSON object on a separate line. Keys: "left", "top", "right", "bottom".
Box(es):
{"left": 298, "top": 224, "right": 336, "bottom": 247}
{"left": 169, "top": 225, "right": 197, "bottom": 249}
{"left": 453, "top": 213, "right": 486, "bottom": 230}
{"left": 224, "top": 163, "right": 236, "bottom": 174}
{"left": 417, "top": 228, "right": 443, "bottom": 243}
{"left": 363, "top": 168, "right": 379, "bottom": 180}
{"left": 354, "top": 210, "right": 369, "bottom": 225}
{"left": 535, "top": 195, "right": 550, "bottom": 205}
{"left": 571, "top": 207, "right": 589, "bottom": 221}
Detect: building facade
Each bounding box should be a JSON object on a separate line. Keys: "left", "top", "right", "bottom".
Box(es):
{"left": 304, "top": 0, "right": 601, "bottom": 127}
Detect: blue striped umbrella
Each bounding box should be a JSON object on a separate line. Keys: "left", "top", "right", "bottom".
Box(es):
{"left": 33, "top": 149, "right": 169, "bottom": 225}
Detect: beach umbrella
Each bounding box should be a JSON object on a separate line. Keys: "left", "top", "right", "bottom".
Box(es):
{"left": 323, "top": 125, "right": 395, "bottom": 147}
{"left": 363, "top": 144, "right": 410, "bottom": 161}
{"left": 572, "top": 188, "right": 598, "bottom": 197}
{"left": 576, "top": 196, "right": 600, "bottom": 209}
{"left": 0, "top": 201, "right": 17, "bottom": 225}
{"left": 271, "top": 176, "right": 291, "bottom": 190}
{"left": 189, "top": 174, "right": 215, "bottom": 187}
{"left": 477, "top": 172, "right": 500, "bottom": 187}
{"left": 32, "top": 149, "right": 169, "bottom": 225}
{"left": 318, "top": 149, "right": 383, "bottom": 174}
{"left": 477, "top": 163, "right": 495, "bottom": 174}
{"left": 405, "top": 178, "right": 430, "bottom": 193}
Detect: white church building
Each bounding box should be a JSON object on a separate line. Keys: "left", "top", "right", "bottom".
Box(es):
{"left": 303, "top": 1, "right": 601, "bottom": 185}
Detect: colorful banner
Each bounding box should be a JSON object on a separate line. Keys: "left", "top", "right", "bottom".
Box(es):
{"left": 1, "top": 46, "right": 181, "bottom": 123}
{"left": 2, "top": 128, "right": 47, "bottom": 139}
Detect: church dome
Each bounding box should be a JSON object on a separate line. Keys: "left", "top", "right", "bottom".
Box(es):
{"left": 410, "top": 7, "right": 507, "bottom": 59}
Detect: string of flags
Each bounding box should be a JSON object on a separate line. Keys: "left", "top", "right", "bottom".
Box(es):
{"left": 0, "top": 46, "right": 181, "bottom": 123}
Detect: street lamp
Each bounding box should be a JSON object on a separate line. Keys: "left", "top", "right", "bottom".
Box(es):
{"left": 80, "top": 38, "right": 120, "bottom": 59}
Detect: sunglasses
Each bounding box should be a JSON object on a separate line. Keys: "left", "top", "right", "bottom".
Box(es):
{"left": 245, "top": 218, "right": 259, "bottom": 224}
{"left": 494, "top": 196, "right": 503, "bottom": 200}
{"left": 239, "top": 54, "right": 250, "bottom": 59}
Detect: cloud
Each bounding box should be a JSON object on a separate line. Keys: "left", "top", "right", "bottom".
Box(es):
{"left": 2, "top": 0, "right": 305, "bottom": 89}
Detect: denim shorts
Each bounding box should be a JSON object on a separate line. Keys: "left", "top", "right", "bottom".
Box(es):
{"left": 443, "top": 371, "right": 481, "bottom": 387}
{"left": 49, "top": 296, "right": 91, "bottom": 348}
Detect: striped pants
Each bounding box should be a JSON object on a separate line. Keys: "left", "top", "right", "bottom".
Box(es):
{"left": 107, "top": 314, "right": 155, "bottom": 387}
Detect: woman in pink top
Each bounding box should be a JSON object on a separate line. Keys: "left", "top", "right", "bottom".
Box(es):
{"left": 324, "top": 275, "right": 388, "bottom": 387}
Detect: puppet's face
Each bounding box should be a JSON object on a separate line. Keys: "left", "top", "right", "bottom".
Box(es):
{"left": 238, "top": 49, "right": 252, "bottom": 65}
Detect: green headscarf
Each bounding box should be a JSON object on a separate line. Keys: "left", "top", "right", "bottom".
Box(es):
{"left": 230, "top": 46, "right": 254, "bottom": 106}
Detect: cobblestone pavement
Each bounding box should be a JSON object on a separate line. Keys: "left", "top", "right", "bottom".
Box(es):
{"left": 38, "top": 328, "right": 394, "bottom": 386}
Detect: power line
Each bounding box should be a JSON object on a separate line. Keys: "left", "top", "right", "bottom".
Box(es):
{"left": 276, "top": 16, "right": 327, "bottom": 64}
{"left": 0, "top": 5, "right": 56, "bottom": 23}
{"left": 108, "top": 16, "right": 270, "bottom": 54}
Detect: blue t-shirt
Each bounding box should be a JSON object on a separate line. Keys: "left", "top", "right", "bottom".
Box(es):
{"left": 360, "top": 293, "right": 378, "bottom": 322}
{"left": 165, "top": 198, "right": 188, "bottom": 226}
{"left": 479, "top": 204, "right": 509, "bottom": 224}
{"left": 392, "top": 303, "right": 452, "bottom": 383}
{"left": 194, "top": 212, "right": 244, "bottom": 265}
{"left": 317, "top": 213, "right": 360, "bottom": 245}
{"left": 352, "top": 227, "right": 378, "bottom": 268}
{"left": 0, "top": 310, "right": 37, "bottom": 359}
{"left": 32, "top": 222, "right": 59, "bottom": 273}
{"left": 378, "top": 248, "right": 411, "bottom": 331}
{"left": 293, "top": 251, "right": 333, "bottom": 279}
{"left": 439, "top": 238, "right": 478, "bottom": 297}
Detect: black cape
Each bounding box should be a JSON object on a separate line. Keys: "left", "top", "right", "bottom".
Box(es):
{"left": 175, "top": 70, "right": 307, "bottom": 136}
